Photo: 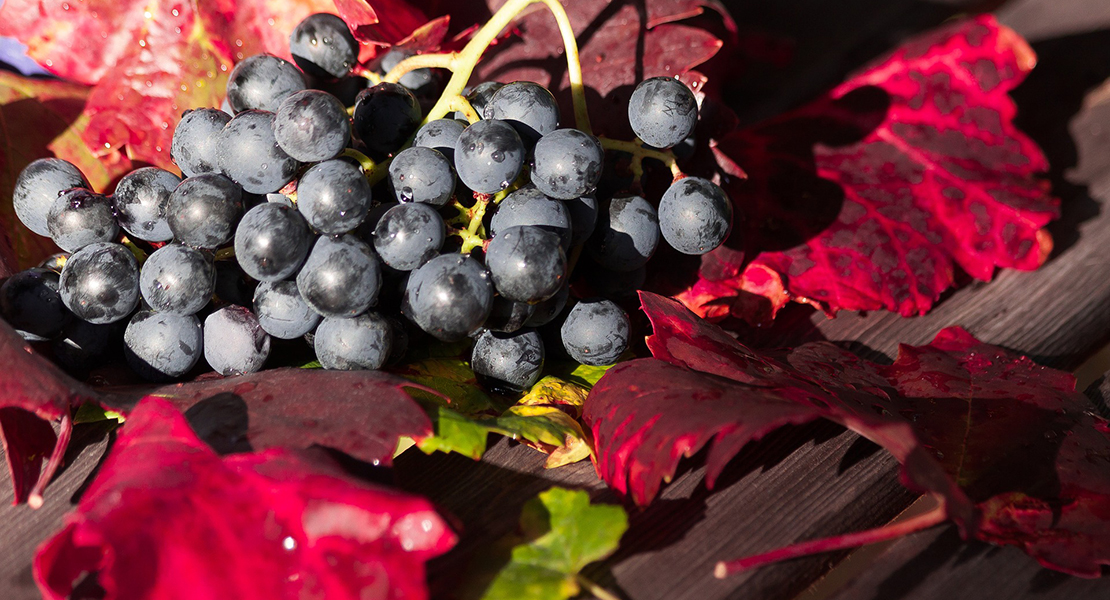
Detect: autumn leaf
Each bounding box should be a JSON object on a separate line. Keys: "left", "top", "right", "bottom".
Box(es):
{"left": 34, "top": 397, "right": 455, "bottom": 600}
{"left": 0, "top": 0, "right": 333, "bottom": 169}
{"left": 584, "top": 292, "right": 1110, "bottom": 576}
{"left": 676, "top": 16, "right": 1059, "bottom": 322}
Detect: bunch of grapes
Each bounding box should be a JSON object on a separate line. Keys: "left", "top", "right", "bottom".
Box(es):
{"left": 1, "top": 13, "right": 732, "bottom": 393}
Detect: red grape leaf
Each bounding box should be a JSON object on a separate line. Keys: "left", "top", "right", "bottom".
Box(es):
{"left": 0, "top": 319, "right": 435, "bottom": 506}
{"left": 34, "top": 397, "right": 455, "bottom": 600}
{"left": 333, "top": 0, "right": 433, "bottom": 47}
{"left": 0, "top": 71, "right": 132, "bottom": 274}
{"left": 0, "top": 0, "right": 333, "bottom": 169}
{"left": 676, "top": 16, "right": 1059, "bottom": 322}
{"left": 584, "top": 292, "right": 1110, "bottom": 576}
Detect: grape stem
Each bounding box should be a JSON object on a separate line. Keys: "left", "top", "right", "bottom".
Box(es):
{"left": 352, "top": 64, "right": 383, "bottom": 84}
{"left": 598, "top": 136, "right": 683, "bottom": 180}
{"left": 575, "top": 574, "right": 622, "bottom": 600}
{"left": 447, "top": 94, "right": 482, "bottom": 123}
{"left": 341, "top": 148, "right": 390, "bottom": 186}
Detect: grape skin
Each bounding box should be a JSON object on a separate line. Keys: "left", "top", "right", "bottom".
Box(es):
{"left": 314, "top": 312, "right": 393, "bottom": 370}
{"left": 114, "top": 167, "right": 181, "bottom": 242}
{"left": 0, "top": 268, "right": 69, "bottom": 341}
{"left": 124, "top": 310, "right": 203, "bottom": 381}
{"left": 295, "top": 159, "right": 372, "bottom": 234}
{"left": 13, "top": 158, "right": 89, "bottom": 237}
{"left": 402, "top": 254, "right": 493, "bottom": 341}
{"left": 289, "top": 14, "right": 359, "bottom": 79}
{"left": 167, "top": 173, "right": 244, "bottom": 249}
{"left": 485, "top": 226, "right": 566, "bottom": 304}
{"left": 273, "top": 90, "right": 352, "bottom": 162}
{"left": 483, "top": 81, "right": 559, "bottom": 144}
{"left": 471, "top": 328, "right": 545, "bottom": 392}
{"left": 217, "top": 110, "right": 300, "bottom": 195}
{"left": 454, "top": 119, "right": 525, "bottom": 194}
{"left": 413, "top": 119, "right": 467, "bottom": 161}
{"left": 234, "top": 203, "right": 313, "bottom": 282}
{"left": 140, "top": 244, "right": 215, "bottom": 316}
{"left": 296, "top": 235, "right": 382, "bottom": 318}
{"left": 372, "top": 202, "right": 445, "bottom": 271}
{"left": 490, "top": 187, "right": 572, "bottom": 250}
{"left": 171, "top": 109, "right": 231, "bottom": 178}
{"left": 627, "top": 77, "right": 698, "bottom": 148}
{"left": 524, "top": 284, "right": 569, "bottom": 328}
{"left": 658, "top": 177, "right": 734, "bottom": 255}
{"left": 565, "top": 194, "right": 598, "bottom": 246}
{"left": 225, "top": 54, "right": 307, "bottom": 113}
{"left": 47, "top": 189, "right": 119, "bottom": 253}
{"left": 560, "top": 298, "right": 630, "bottom": 366}
{"left": 587, "top": 195, "right": 659, "bottom": 272}
{"left": 204, "top": 306, "right": 270, "bottom": 376}
{"left": 59, "top": 242, "right": 141, "bottom": 325}
{"left": 352, "top": 82, "right": 422, "bottom": 160}
{"left": 253, "top": 280, "right": 321, "bottom": 340}
{"left": 530, "top": 129, "right": 604, "bottom": 200}
{"left": 388, "top": 146, "right": 455, "bottom": 206}
{"left": 380, "top": 49, "right": 436, "bottom": 95}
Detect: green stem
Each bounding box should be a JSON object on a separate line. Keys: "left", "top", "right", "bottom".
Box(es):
{"left": 598, "top": 137, "right": 683, "bottom": 179}
{"left": 341, "top": 148, "right": 390, "bottom": 186}
{"left": 576, "top": 574, "right": 622, "bottom": 600}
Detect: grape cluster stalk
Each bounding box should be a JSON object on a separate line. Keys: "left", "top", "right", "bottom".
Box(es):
{"left": 1, "top": 0, "right": 734, "bottom": 393}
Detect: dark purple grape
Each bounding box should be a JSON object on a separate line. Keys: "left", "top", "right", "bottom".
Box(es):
{"left": 167, "top": 174, "right": 244, "bottom": 249}
{"left": 296, "top": 235, "right": 382, "bottom": 318}
{"left": 225, "top": 54, "right": 306, "bottom": 113}
{"left": 289, "top": 14, "right": 359, "bottom": 79}
{"left": 485, "top": 296, "right": 535, "bottom": 333}
{"left": 296, "top": 159, "right": 372, "bottom": 234}
{"left": 454, "top": 119, "right": 525, "bottom": 194}
{"left": 0, "top": 268, "right": 69, "bottom": 341}
{"left": 273, "top": 89, "right": 351, "bottom": 162}
{"left": 59, "top": 242, "right": 140, "bottom": 325}
{"left": 471, "top": 328, "right": 544, "bottom": 392}
{"left": 171, "top": 109, "right": 231, "bottom": 178}
{"left": 372, "top": 202, "right": 445, "bottom": 271}
{"left": 13, "top": 158, "right": 89, "bottom": 237}
{"left": 586, "top": 195, "right": 659, "bottom": 272}
{"left": 204, "top": 305, "right": 270, "bottom": 375}
{"left": 380, "top": 48, "right": 436, "bottom": 95}
{"left": 489, "top": 187, "right": 572, "bottom": 250}
{"left": 485, "top": 226, "right": 566, "bottom": 303}
{"left": 464, "top": 82, "right": 503, "bottom": 117}
{"left": 483, "top": 81, "right": 559, "bottom": 145}
{"left": 352, "top": 82, "right": 422, "bottom": 159}
{"left": 253, "top": 280, "right": 320, "bottom": 339}
{"left": 47, "top": 189, "right": 119, "bottom": 253}
{"left": 524, "top": 284, "right": 569, "bottom": 327}
{"left": 314, "top": 312, "right": 393, "bottom": 370}
{"left": 124, "top": 310, "right": 203, "bottom": 381}
{"left": 413, "top": 119, "right": 467, "bottom": 160}
{"left": 560, "top": 298, "right": 629, "bottom": 366}
{"left": 530, "top": 128, "right": 603, "bottom": 200}
{"left": 388, "top": 146, "right": 455, "bottom": 206}
{"left": 658, "top": 177, "right": 733, "bottom": 255}
{"left": 234, "top": 203, "right": 313, "bottom": 282}
{"left": 114, "top": 167, "right": 181, "bottom": 242}
{"left": 217, "top": 110, "right": 300, "bottom": 195}
{"left": 139, "top": 244, "right": 215, "bottom": 316}
{"left": 402, "top": 254, "right": 492, "bottom": 341}
{"left": 628, "top": 77, "right": 697, "bottom": 148}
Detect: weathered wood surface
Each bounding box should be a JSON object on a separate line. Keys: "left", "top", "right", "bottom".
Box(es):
{"left": 3, "top": 0, "right": 1110, "bottom": 599}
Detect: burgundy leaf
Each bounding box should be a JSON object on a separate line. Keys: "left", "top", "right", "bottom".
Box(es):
{"left": 585, "top": 293, "right": 1110, "bottom": 575}
{"left": 676, "top": 16, "right": 1059, "bottom": 322}
{"left": 34, "top": 397, "right": 455, "bottom": 600}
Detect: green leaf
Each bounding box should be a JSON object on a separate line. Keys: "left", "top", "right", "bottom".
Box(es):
{"left": 480, "top": 488, "right": 628, "bottom": 600}
{"left": 546, "top": 362, "right": 614, "bottom": 388}
{"left": 495, "top": 406, "right": 592, "bottom": 468}
{"left": 416, "top": 405, "right": 492, "bottom": 460}
{"left": 392, "top": 358, "right": 499, "bottom": 415}
{"left": 73, "top": 402, "right": 125, "bottom": 424}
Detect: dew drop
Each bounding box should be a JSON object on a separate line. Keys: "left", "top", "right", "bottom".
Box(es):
{"left": 172, "top": 8, "right": 180, "bottom": 16}
{"left": 282, "top": 536, "right": 296, "bottom": 551}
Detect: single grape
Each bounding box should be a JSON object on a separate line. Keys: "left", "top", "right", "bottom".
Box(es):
{"left": 471, "top": 328, "right": 544, "bottom": 392}
{"left": 413, "top": 119, "right": 467, "bottom": 160}
{"left": 217, "top": 110, "right": 300, "bottom": 195}
{"left": 464, "top": 82, "right": 504, "bottom": 117}
{"left": 372, "top": 202, "right": 445, "bottom": 271}
{"left": 565, "top": 194, "right": 597, "bottom": 246}
{"left": 253, "top": 280, "right": 321, "bottom": 339}
{"left": 139, "top": 244, "right": 215, "bottom": 315}
{"left": 560, "top": 298, "right": 629, "bottom": 366}
{"left": 296, "top": 159, "right": 372, "bottom": 234}
{"left": 387, "top": 146, "right": 455, "bottom": 206}
{"left": 124, "top": 310, "right": 203, "bottom": 381}
{"left": 114, "top": 167, "right": 181, "bottom": 242}
{"left": 352, "top": 82, "right": 422, "bottom": 159}
{"left": 485, "top": 296, "right": 536, "bottom": 333}
{"left": 47, "top": 189, "right": 119, "bottom": 253}
{"left": 167, "top": 173, "right": 244, "bottom": 249}
{"left": 171, "top": 109, "right": 231, "bottom": 177}
{"left": 52, "top": 319, "right": 118, "bottom": 372}
{"left": 586, "top": 195, "right": 659, "bottom": 272}
{"left": 314, "top": 312, "right": 393, "bottom": 370}
{"left": 489, "top": 187, "right": 572, "bottom": 250}
{"left": 485, "top": 226, "right": 566, "bottom": 303}
{"left": 59, "top": 242, "right": 141, "bottom": 325}
{"left": 225, "top": 54, "right": 306, "bottom": 113}
{"left": 289, "top": 13, "right": 359, "bottom": 79}
{"left": 658, "top": 177, "right": 733, "bottom": 255}
{"left": 380, "top": 49, "right": 436, "bottom": 95}
{"left": 530, "top": 129, "right": 604, "bottom": 200}
{"left": 273, "top": 90, "right": 351, "bottom": 162}
{"left": 483, "top": 81, "right": 559, "bottom": 144}
{"left": 204, "top": 305, "right": 270, "bottom": 376}
{"left": 402, "top": 254, "right": 493, "bottom": 341}
{"left": 454, "top": 119, "right": 525, "bottom": 194}
{"left": 627, "top": 77, "right": 698, "bottom": 148}
{"left": 234, "top": 203, "right": 313, "bottom": 282}
{"left": 0, "top": 268, "right": 69, "bottom": 341}
{"left": 523, "top": 284, "right": 569, "bottom": 327}
{"left": 296, "top": 235, "right": 382, "bottom": 318}
{"left": 13, "top": 158, "right": 89, "bottom": 237}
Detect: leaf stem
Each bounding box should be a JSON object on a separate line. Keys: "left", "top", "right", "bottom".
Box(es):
{"left": 713, "top": 499, "right": 948, "bottom": 578}
{"left": 576, "top": 574, "right": 622, "bottom": 600}
{"left": 598, "top": 137, "right": 683, "bottom": 179}
{"left": 383, "top": 52, "right": 458, "bottom": 83}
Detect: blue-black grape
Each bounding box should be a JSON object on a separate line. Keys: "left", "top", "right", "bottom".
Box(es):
{"left": 485, "top": 226, "right": 566, "bottom": 303}
{"left": 530, "top": 129, "right": 603, "bottom": 200}
{"left": 234, "top": 203, "right": 313, "bottom": 281}
{"left": 59, "top": 242, "right": 141, "bottom": 324}
{"left": 560, "top": 298, "right": 629, "bottom": 366}
{"left": 388, "top": 146, "right": 455, "bottom": 206}
{"left": 253, "top": 280, "right": 321, "bottom": 339}
{"left": 352, "top": 82, "right": 422, "bottom": 159}
{"left": 490, "top": 187, "right": 572, "bottom": 250}
{"left": 289, "top": 14, "right": 359, "bottom": 79}
{"left": 523, "top": 284, "right": 568, "bottom": 327}
{"left": 627, "top": 77, "right": 697, "bottom": 148}
{"left": 167, "top": 173, "right": 244, "bottom": 249}
{"left": 273, "top": 90, "right": 352, "bottom": 162}
{"left": 124, "top": 310, "right": 203, "bottom": 381}
{"left": 380, "top": 49, "right": 436, "bottom": 96}
{"left": 52, "top": 319, "right": 118, "bottom": 372}
{"left": 471, "top": 328, "right": 544, "bottom": 392}
{"left": 485, "top": 296, "right": 536, "bottom": 333}
{"left": 587, "top": 194, "right": 659, "bottom": 272}
{"left": 454, "top": 119, "right": 525, "bottom": 194}
{"left": 413, "top": 119, "right": 467, "bottom": 160}
{"left": 204, "top": 305, "right": 270, "bottom": 375}
{"left": 217, "top": 110, "right": 300, "bottom": 194}
{"left": 402, "top": 254, "right": 492, "bottom": 341}
{"left": 295, "top": 159, "right": 371, "bottom": 234}
{"left": 483, "top": 81, "right": 559, "bottom": 144}
{"left": 658, "top": 176, "right": 733, "bottom": 255}
{"left": 13, "top": 158, "right": 89, "bottom": 237}
{"left": 225, "top": 54, "right": 306, "bottom": 113}
{"left": 139, "top": 244, "right": 215, "bottom": 316}
{"left": 296, "top": 235, "right": 382, "bottom": 318}
{"left": 0, "top": 268, "right": 69, "bottom": 341}
{"left": 464, "top": 82, "right": 503, "bottom": 117}
{"left": 313, "top": 312, "right": 393, "bottom": 370}
{"left": 372, "top": 202, "right": 444, "bottom": 271}
{"left": 47, "top": 189, "right": 119, "bottom": 253}
{"left": 565, "top": 194, "right": 597, "bottom": 246}
{"left": 171, "top": 109, "right": 231, "bottom": 177}
{"left": 114, "top": 167, "right": 181, "bottom": 242}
